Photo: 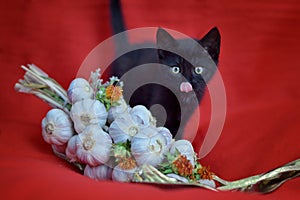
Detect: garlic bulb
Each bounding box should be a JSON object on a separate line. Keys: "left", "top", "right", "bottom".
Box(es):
{"left": 84, "top": 164, "right": 113, "bottom": 181}
{"left": 170, "top": 140, "right": 196, "bottom": 166}
{"left": 109, "top": 112, "right": 140, "bottom": 143}
{"left": 67, "top": 78, "right": 93, "bottom": 104}
{"left": 130, "top": 105, "right": 156, "bottom": 127}
{"left": 52, "top": 144, "right": 67, "bottom": 154}
{"left": 70, "top": 99, "right": 108, "bottom": 133}
{"left": 157, "top": 127, "right": 174, "bottom": 149}
{"left": 112, "top": 164, "right": 137, "bottom": 182}
{"left": 65, "top": 135, "right": 78, "bottom": 162}
{"left": 42, "top": 108, "right": 74, "bottom": 145}
{"left": 107, "top": 97, "right": 130, "bottom": 124}
{"left": 76, "top": 125, "right": 112, "bottom": 166}
{"left": 131, "top": 127, "right": 169, "bottom": 167}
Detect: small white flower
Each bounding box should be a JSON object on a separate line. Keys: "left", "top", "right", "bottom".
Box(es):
{"left": 109, "top": 76, "right": 120, "bottom": 83}
{"left": 89, "top": 68, "right": 102, "bottom": 91}
{"left": 76, "top": 125, "right": 112, "bottom": 166}
{"left": 84, "top": 164, "right": 112, "bottom": 181}
{"left": 68, "top": 78, "right": 93, "bottom": 104}
{"left": 70, "top": 99, "right": 108, "bottom": 133}
{"left": 42, "top": 109, "right": 74, "bottom": 145}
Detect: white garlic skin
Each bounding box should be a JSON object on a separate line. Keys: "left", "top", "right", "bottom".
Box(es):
{"left": 131, "top": 127, "right": 169, "bottom": 167}
{"left": 51, "top": 144, "right": 67, "bottom": 154}
{"left": 42, "top": 109, "right": 74, "bottom": 145}
{"left": 70, "top": 99, "right": 108, "bottom": 133}
{"left": 112, "top": 164, "right": 137, "bottom": 182}
{"left": 76, "top": 125, "right": 112, "bottom": 166}
{"left": 130, "top": 105, "right": 156, "bottom": 127}
{"left": 157, "top": 127, "right": 174, "bottom": 149}
{"left": 170, "top": 140, "right": 196, "bottom": 166}
{"left": 198, "top": 179, "right": 216, "bottom": 188}
{"left": 107, "top": 97, "right": 130, "bottom": 124}
{"left": 166, "top": 174, "right": 189, "bottom": 183}
{"left": 108, "top": 112, "right": 140, "bottom": 143}
{"left": 84, "top": 164, "right": 112, "bottom": 181}
{"left": 65, "top": 135, "right": 78, "bottom": 162}
{"left": 67, "top": 78, "right": 93, "bottom": 104}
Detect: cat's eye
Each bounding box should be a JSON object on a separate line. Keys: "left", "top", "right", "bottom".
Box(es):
{"left": 195, "top": 66, "right": 204, "bottom": 74}
{"left": 172, "top": 66, "right": 180, "bottom": 74}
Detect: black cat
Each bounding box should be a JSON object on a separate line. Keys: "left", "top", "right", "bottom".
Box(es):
{"left": 109, "top": 0, "right": 221, "bottom": 139}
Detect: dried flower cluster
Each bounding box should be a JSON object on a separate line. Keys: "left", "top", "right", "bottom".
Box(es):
{"left": 172, "top": 155, "right": 193, "bottom": 177}
{"left": 198, "top": 166, "right": 214, "bottom": 180}
{"left": 105, "top": 85, "right": 123, "bottom": 103}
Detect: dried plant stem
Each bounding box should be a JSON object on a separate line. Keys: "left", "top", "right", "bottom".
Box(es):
{"left": 15, "top": 64, "right": 71, "bottom": 113}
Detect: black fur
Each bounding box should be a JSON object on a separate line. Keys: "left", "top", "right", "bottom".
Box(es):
{"left": 109, "top": 0, "right": 221, "bottom": 138}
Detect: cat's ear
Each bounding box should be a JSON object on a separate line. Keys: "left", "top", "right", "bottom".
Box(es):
{"left": 156, "top": 28, "right": 176, "bottom": 58}
{"left": 199, "top": 27, "right": 221, "bottom": 64}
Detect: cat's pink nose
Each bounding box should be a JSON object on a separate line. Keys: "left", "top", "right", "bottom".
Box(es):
{"left": 180, "top": 82, "right": 193, "bottom": 93}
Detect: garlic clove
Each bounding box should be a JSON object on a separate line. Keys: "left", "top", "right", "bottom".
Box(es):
{"left": 139, "top": 126, "right": 160, "bottom": 137}
{"left": 84, "top": 164, "right": 113, "bottom": 181}
{"left": 170, "top": 140, "right": 196, "bottom": 167}
{"left": 130, "top": 105, "right": 156, "bottom": 127}
{"left": 52, "top": 144, "right": 67, "bottom": 154}
{"left": 157, "top": 127, "right": 174, "bottom": 150}
{"left": 112, "top": 164, "right": 137, "bottom": 182}
{"left": 70, "top": 99, "right": 108, "bottom": 133}
{"left": 108, "top": 112, "right": 140, "bottom": 143}
{"left": 76, "top": 125, "right": 112, "bottom": 166}
{"left": 107, "top": 97, "right": 130, "bottom": 124}
{"left": 66, "top": 135, "right": 78, "bottom": 162}
{"left": 131, "top": 128, "right": 169, "bottom": 167}
{"left": 42, "top": 108, "right": 74, "bottom": 145}
{"left": 67, "top": 78, "right": 93, "bottom": 104}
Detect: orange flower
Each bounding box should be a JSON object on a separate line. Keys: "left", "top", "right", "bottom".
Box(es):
{"left": 197, "top": 166, "right": 214, "bottom": 180}
{"left": 119, "top": 157, "right": 137, "bottom": 170}
{"left": 172, "top": 155, "right": 193, "bottom": 177}
{"left": 106, "top": 85, "right": 123, "bottom": 102}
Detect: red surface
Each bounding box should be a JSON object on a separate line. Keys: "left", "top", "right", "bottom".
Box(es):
{"left": 1, "top": 0, "right": 300, "bottom": 199}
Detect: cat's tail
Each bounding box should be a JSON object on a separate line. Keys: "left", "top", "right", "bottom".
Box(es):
{"left": 110, "top": 0, "right": 126, "bottom": 35}
{"left": 109, "top": 0, "right": 129, "bottom": 53}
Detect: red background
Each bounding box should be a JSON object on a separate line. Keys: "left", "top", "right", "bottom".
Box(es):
{"left": 1, "top": 0, "right": 300, "bottom": 199}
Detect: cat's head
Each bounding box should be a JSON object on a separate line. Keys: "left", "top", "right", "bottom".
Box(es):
{"left": 156, "top": 27, "right": 221, "bottom": 102}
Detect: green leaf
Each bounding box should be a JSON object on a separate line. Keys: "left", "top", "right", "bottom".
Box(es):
{"left": 194, "top": 174, "right": 200, "bottom": 180}
{"left": 115, "top": 140, "right": 131, "bottom": 151}
{"left": 174, "top": 148, "right": 181, "bottom": 157}
{"left": 161, "top": 169, "right": 173, "bottom": 174}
